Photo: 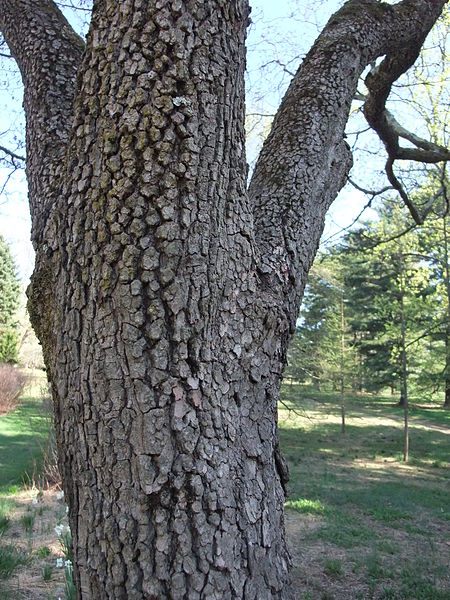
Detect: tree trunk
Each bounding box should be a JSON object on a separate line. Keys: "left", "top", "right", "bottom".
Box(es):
{"left": 0, "top": 0, "right": 446, "bottom": 597}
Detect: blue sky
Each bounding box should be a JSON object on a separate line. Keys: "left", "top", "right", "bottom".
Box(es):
{"left": 0, "top": 0, "right": 380, "bottom": 281}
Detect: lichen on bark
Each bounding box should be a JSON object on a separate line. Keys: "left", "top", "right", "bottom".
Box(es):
{"left": 0, "top": 0, "right": 447, "bottom": 598}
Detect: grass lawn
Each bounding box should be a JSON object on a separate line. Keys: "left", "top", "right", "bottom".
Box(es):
{"left": 0, "top": 377, "right": 449, "bottom": 599}
{"left": 0, "top": 373, "right": 50, "bottom": 494}
{"left": 0, "top": 372, "right": 69, "bottom": 599}
{"left": 280, "top": 383, "right": 450, "bottom": 599}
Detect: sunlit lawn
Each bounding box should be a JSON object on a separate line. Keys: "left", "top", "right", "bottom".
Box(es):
{"left": 279, "top": 383, "right": 450, "bottom": 599}
{"left": 0, "top": 374, "right": 49, "bottom": 494}
{"left": 1, "top": 376, "right": 449, "bottom": 598}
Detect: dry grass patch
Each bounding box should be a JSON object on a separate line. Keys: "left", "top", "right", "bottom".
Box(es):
{"left": 0, "top": 489, "right": 68, "bottom": 599}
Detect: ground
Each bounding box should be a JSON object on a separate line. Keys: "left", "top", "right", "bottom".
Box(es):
{"left": 0, "top": 380, "right": 449, "bottom": 599}
{"left": 281, "top": 387, "right": 450, "bottom": 599}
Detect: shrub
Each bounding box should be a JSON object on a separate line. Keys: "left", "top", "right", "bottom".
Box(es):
{"left": 0, "top": 363, "right": 27, "bottom": 415}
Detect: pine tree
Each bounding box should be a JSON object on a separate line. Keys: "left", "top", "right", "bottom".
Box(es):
{"left": 0, "top": 235, "right": 21, "bottom": 363}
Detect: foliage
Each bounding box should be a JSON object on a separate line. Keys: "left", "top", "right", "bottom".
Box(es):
{"left": 0, "top": 363, "right": 27, "bottom": 415}
{"left": 0, "top": 236, "right": 20, "bottom": 364}
{"left": 287, "top": 256, "right": 357, "bottom": 394}
{"left": 291, "top": 196, "right": 450, "bottom": 405}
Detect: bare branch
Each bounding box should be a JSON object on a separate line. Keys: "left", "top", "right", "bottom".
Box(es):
{"left": 0, "top": 144, "right": 25, "bottom": 163}
{"left": 0, "top": 165, "right": 19, "bottom": 196}
{"left": 322, "top": 199, "right": 374, "bottom": 246}
{"left": 385, "top": 156, "right": 423, "bottom": 224}
{"left": 385, "top": 110, "right": 450, "bottom": 163}
{"left": 321, "top": 178, "right": 396, "bottom": 244}
{"left": 347, "top": 178, "right": 393, "bottom": 198}
{"left": 363, "top": 23, "right": 450, "bottom": 224}
{"left": 246, "top": 112, "right": 276, "bottom": 118}
{"left": 362, "top": 224, "right": 416, "bottom": 249}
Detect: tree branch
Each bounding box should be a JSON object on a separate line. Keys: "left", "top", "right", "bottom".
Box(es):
{"left": 385, "top": 156, "right": 423, "bottom": 224}
{"left": 405, "top": 318, "right": 447, "bottom": 349}
{"left": 385, "top": 111, "right": 450, "bottom": 162}
{"left": 347, "top": 178, "right": 393, "bottom": 198}
{"left": 363, "top": 9, "right": 450, "bottom": 224}
{"left": 0, "top": 144, "right": 25, "bottom": 163}
{"left": 249, "top": 0, "right": 447, "bottom": 327}
{"left": 322, "top": 197, "right": 374, "bottom": 246}
{"left": 0, "top": 0, "right": 85, "bottom": 245}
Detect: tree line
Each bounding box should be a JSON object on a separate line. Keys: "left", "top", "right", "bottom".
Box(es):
{"left": 0, "top": 233, "right": 20, "bottom": 363}
{"left": 287, "top": 190, "right": 450, "bottom": 410}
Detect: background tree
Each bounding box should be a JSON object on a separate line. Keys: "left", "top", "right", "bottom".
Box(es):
{"left": 294, "top": 256, "right": 356, "bottom": 401}
{"left": 413, "top": 180, "right": 450, "bottom": 407}
{"left": 0, "top": 233, "right": 20, "bottom": 363}
{"left": 0, "top": 0, "right": 449, "bottom": 597}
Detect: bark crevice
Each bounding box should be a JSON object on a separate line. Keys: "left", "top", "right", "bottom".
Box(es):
{"left": 0, "top": 0, "right": 447, "bottom": 598}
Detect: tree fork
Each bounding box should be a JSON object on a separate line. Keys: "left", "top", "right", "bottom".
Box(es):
{"left": 0, "top": 0, "right": 448, "bottom": 597}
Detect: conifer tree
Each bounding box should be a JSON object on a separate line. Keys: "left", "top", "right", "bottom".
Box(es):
{"left": 0, "top": 234, "right": 20, "bottom": 363}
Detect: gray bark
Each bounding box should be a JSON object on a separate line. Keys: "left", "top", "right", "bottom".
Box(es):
{"left": 0, "top": 0, "right": 447, "bottom": 597}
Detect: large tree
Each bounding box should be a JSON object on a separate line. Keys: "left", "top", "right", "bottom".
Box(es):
{"left": 0, "top": 0, "right": 449, "bottom": 597}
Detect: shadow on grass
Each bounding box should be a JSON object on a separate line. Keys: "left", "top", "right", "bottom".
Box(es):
{"left": 281, "top": 384, "right": 450, "bottom": 427}
{"left": 281, "top": 420, "right": 450, "bottom": 467}
{"left": 280, "top": 419, "right": 450, "bottom": 525}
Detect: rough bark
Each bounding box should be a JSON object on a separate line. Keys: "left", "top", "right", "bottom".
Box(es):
{"left": 0, "top": 0, "right": 447, "bottom": 598}
{"left": 0, "top": 0, "right": 84, "bottom": 244}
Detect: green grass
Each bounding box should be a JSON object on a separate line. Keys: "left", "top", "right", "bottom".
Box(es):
{"left": 316, "top": 519, "right": 375, "bottom": 548}
{"left": 0, "top": 499, "right": 15, "bottom": 536}
{"left": 281, "top": 385, "right": 450, "bottom": 515}
{"left": 0, "top": 514, "right": 10, "bottom": 535}
{"left": 280, "top": 382, "right": 450, "bottom": 598}
{"left": 41, "top": 563, "right": 53, "bottom": 581}
{"left": 35, "top": 545, "right": 51, "bottom": 558}
{"left": 324, "top": 558, "right": 343, "bottom": 578}
{"left": 0, "top": 394, "right": 50, "bottom": 494}
{"left": 19, "top": 513, "right": 35, "bottom": 535}
{"left": 0, "top": 543, "right": 29, "bottom": 579}
{"left": 285, "top": 498, "right": 327, "bottom": 515}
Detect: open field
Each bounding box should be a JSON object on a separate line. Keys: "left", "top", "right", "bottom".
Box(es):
{"left": 0, "top": 380, "right": 449, "bottom": 599}
{"left": 281, "top": 384, "right": 450, "bottom": 599}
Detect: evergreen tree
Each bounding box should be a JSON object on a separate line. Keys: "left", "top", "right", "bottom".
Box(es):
{"left": 294, "top": 254, "right": 357, "bottom": 401}
{"left": 415, "top": 192, "right": 450, "bottom": 407}
{"left": 0, "top": 235, "right": 20, "bottom": 363}
{"left": 340, "top": 230, "right": 397, "bottom": 394}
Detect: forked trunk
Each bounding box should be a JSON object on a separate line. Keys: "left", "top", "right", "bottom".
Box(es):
{"left": 0, "top": 0, "right": 447, "bottom": 597}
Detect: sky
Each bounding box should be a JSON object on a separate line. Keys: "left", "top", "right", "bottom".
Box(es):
{"left": 0, "top": 0, "right": 405, "bottom": 282}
